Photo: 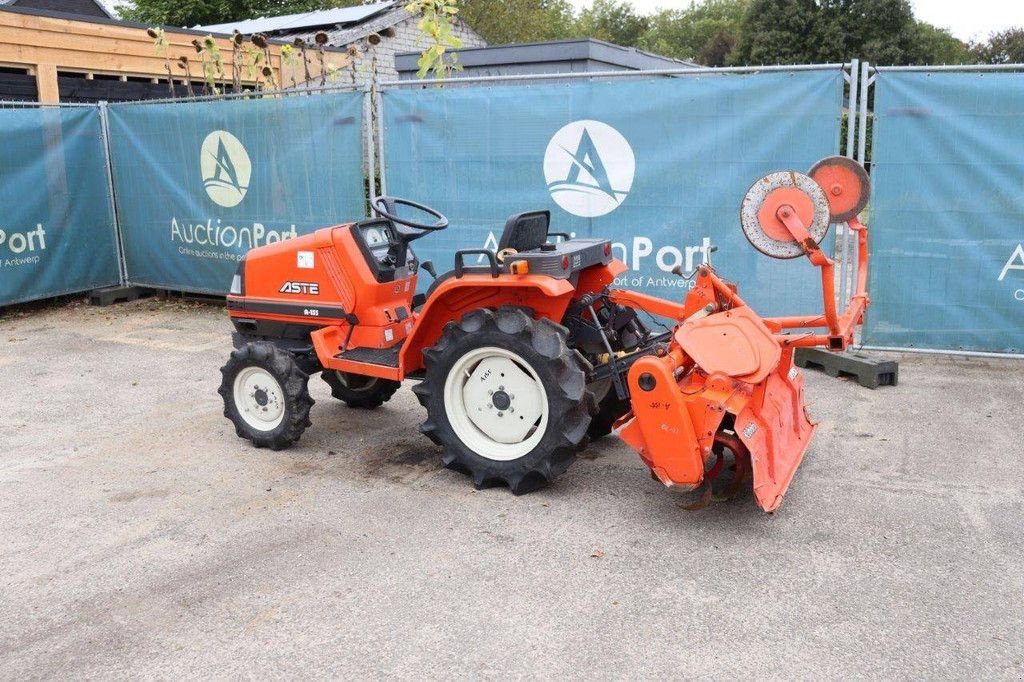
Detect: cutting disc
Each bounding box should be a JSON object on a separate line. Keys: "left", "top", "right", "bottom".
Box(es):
{"left": 808, "top": 155, "right": 870, "bottom": 222}
{"left": 739, "top": 171, "right": 831, "bottom": 260}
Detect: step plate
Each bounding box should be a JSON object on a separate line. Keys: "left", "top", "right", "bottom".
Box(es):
{"left": 335, "top": 344, "right": 402, "bottom": 368}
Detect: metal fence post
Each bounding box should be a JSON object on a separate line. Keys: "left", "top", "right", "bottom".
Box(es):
{"left": 97, "top": 100, "right": 128, "bottom": 286}
{"left": 363, "top": 83, "right": 376, "bottom": 207}
{"left": 374, "top": 84, "right": 388, "bottom": 197}
{"left": 857, "top": 61, "right": 870, "bottom": 165}
{"left": 845, "top": 59, "right": 859, "bottom": 159}
{"left": 848, "top": 61, "right": 872, "bottom": 315}
{"left": 837, "top": 60, "right": 860, "bottom": 310}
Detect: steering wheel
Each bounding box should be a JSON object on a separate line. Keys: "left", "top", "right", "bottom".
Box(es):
{"left": 371, "top": 196, "right": 448, "bottom": 231}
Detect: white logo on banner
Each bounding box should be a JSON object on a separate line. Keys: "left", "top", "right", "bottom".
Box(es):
{"left": 200, "top": 130, "right": 251, "bottom": 208}
{"left": 543, "top": 120, "right": 635, "bottom": 218}
{"left": 998, "top": 243, "right": 1024, "bottom": 282}
{"left": 999, "top": 243, "right": 1024, "bottom": 302}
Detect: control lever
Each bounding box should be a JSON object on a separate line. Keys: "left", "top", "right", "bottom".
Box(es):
{"left": 420, "top": 260, "right": 437, "bottom": 280}
{"left": 671, "top": 244, "right": 718, "bottom": 279}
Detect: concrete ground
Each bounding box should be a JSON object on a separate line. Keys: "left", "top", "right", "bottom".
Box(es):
{"left": 0, "top": 298, "right": 1021, "bottom": 680}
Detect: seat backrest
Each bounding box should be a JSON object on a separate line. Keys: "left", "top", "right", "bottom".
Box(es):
{"left": 498, "top": 210, "right": 550, "bottom": 253}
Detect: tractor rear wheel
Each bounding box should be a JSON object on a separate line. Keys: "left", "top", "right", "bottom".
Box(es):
{"left": 414, "top": 306, "right": 595, "bottom": 495}
{"left": 219, "top": 341, "right": 314, "bottom": 450}
{"left": 321, "top": 371, "right": 400, "bottom": 409}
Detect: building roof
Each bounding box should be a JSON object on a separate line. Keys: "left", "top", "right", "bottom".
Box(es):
{"left": 0, "top": 0, "right": 110, "bottom": 19}
{"left": 282, "top": 5, "right": 418, "bottom": 49}
{"left": 0, "top": 3, "right": 348, "bottom": 49}
{"left": 195, "top": 1, "right": 397, "bottom": 39}
{"left": 395, "top": 38, "right": 699, "bottom": 77}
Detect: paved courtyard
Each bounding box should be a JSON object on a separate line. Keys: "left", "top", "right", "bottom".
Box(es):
{"left": 1, "top": 299, "right": 1022, "bottom": 679}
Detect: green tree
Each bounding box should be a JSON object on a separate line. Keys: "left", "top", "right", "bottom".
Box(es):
{"left": 458, "top": 0, "right": 576, "bottom": 45}
{"left": 816, "top": 0, "right": 918, "bottom": 64}
{"left": 637, "top": 0, "right": 749, "bottom": 65}
{"left": 119, "top": 0, "right": 333, "bottom": 28}
{"left": 731, "top": 0, "right": 821, "bottom": 65}
{"left": 575, "top": 0, "right": 650, "bottom": 47}
{"left": 971, "top": 27, "right": 1024, "bottom": 64}
{"left": 912, "top": 22, "right": 971, "bottom": 64}
{"left": 733, "top": 0, "right": 973, "bottom": 66}
{"left": 698, "top": 27, "right": 737, "bottom": 65}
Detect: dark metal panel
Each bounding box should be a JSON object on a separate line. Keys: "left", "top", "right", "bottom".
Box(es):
{"left": 57, "top": 75, "right": 180, "bottom": 103}
{"left": 8, "top": 0, "right": 108, "bottom": 18}
{"left": 0, "top": 70, "right": 38, "bottom": 101}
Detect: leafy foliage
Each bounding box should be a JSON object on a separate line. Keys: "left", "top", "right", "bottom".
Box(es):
{"left": 637, "top": 0, "right": 749, "bottom": 66}
{"left": 121, "top": 0, "right": 331, "bottom": 29}
{"left": 458, "top": 0, "right": 576, "bottom": 46}
{"left": 404, "top": 0, "right": 464, "bottom": 78}
{"left": 575, "top": 0, "right": 650, "bottom": 47}
{"left": 912, "top": 22, "right": 972, "bottom": 65}
{"left": 730, "top": 0, "right": 976, "bottom": 66}
{"left": 120, "top": 0, "right": 1013, "bottom": 71}
{"left": 731, "top": 0, "right": 821, "bottom": 65}
{"left": 971, "top": 28, "right": 1024, "bottom": 64}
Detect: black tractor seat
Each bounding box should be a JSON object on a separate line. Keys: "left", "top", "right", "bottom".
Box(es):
{"left": 420, "top": 210, "right": 613, "bottom": 302}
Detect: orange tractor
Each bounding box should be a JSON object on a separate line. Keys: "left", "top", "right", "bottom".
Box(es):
{"left": 219, "top": 156, "right": 871, "bottom": 511}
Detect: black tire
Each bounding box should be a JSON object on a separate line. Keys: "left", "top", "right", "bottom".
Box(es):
{"left": 218, "top": 341, "right": 314, "bottom": 450}
{"left": 413, "top": 305, "right": 595, "bottom": 495}
{"left": 321, "top": 371, "right": 400, "bottom": 409}
{"left": 587, "top": 389, "right": 631, "bottom": 441}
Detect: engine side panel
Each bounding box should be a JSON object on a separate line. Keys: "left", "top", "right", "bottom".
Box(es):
{"left": 228, "top": 224, "right": 419, "bottom": 352}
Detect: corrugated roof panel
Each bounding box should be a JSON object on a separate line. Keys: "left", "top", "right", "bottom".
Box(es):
{"left": 196, "top": 1, "right": 394, "bottom": 35}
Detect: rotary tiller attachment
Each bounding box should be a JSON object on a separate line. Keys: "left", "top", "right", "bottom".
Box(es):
{"left": 613, "top": 156, "right": 872, "bottom": 512}
{"left": 678, "top": 431, "right": 752, "bottom": 511}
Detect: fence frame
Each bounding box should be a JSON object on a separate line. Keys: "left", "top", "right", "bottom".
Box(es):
{"left": 6, "top": 63, "right": 1023, "bottom": 359}
{"left": 97, "top": 100, "right": 128, "bottom": 286}
{"left": 374, "top": 63, "right": 850, "bottom": 199}
{"left": 374, "top": 62, "right": 852, "bottom": 319}
{"left": 0, "top": 98, "right": 123, "bottom": 305}
{"left": 856, "top": 62, "right": 1024, "bottom": 359}
{"left": 103, "top": 83, "right": 370, "bottom": 295}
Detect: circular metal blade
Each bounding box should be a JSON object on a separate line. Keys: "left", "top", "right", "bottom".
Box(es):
{"left": 808, "top": 155, "right": 871, "bottom": 222}
{"left": 740, "top": 171, "right": 831, "bottom": 259}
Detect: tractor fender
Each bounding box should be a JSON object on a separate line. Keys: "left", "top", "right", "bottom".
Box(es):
{"left": 401, "top": 274, "right": 577, "bottom": 372}
{"left": 675, "top": 307, "right": 781, "bottom": 385}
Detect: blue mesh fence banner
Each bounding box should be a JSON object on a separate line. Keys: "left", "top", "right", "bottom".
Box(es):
{"left": 381, "top": 71, "right": 843, "bottom": 316}
{"left": 107, "top": 92, "right": 365, "bottom": 294}
{"left": 864, "top": 71, "right": 1024, "bottom": 353}
{"left": 0, "top": 106, "right": 119, "bottom": 306}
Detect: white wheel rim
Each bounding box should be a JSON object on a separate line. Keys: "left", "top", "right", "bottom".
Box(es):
{"left": 233, "top": 366, "right": 286, "bottom": 431}
{"left": 443, "top": 346, "right": 549, "bottom": 461}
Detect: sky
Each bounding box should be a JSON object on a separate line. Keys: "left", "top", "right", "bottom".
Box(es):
{"left": 566, "top": 0, "right": 1023, "bottom": 42}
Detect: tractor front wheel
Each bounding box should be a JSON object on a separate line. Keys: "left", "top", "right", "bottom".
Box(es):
{"left": 321, "top": 371, "right": 400, "bottom": 409}
{"left": 414, "top": 306, "right": 594, "bottom": 495}
{"left": 219, "top": 341, "right": 314, "bottom": 450}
